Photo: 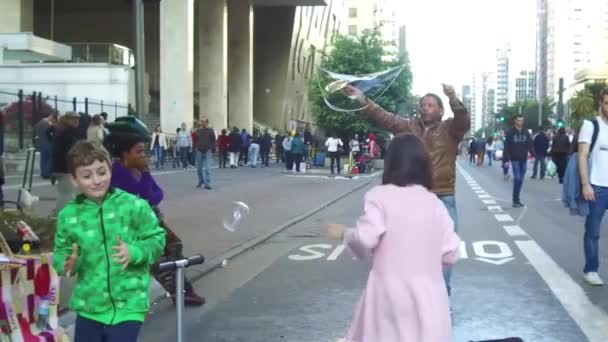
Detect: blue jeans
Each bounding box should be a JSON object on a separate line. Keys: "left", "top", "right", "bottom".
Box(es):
{"left": 39, "top": 144, "right": 52, "bottom": 178}
{"left": 196, "top": 150, "right": 212, "bottom": 187}
{"left": 439, "top": 195, "right": 458, "bottom": 296}
{"left": 249, "top": 143, "right": 260, "bottom": 167}
{"left": 486, "top": 151, "right": 493, "bottom": 166}
{"left": 179, "top": 147, "right": 190, "bottom": 169}
{"left": 584, "top": 185, "right": 608, "bottom": 273}
{"left": 511, "top": 160, "right": 527, "bottom": 204}
{"left": 532, "top": 155, "right": 546, "bottom": 179}
{"left": 153, "top": 145, "right": 164, "bottom": 169}
{"left": 74, "top": 315, "right": 142, "bottom": 342}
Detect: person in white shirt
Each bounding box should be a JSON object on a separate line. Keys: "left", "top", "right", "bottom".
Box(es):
{"left": 282, "top": 133, "right": 294, "bottom": 171}
{"left": 350, "top": 134, "right": 361, "bottom": 159}
{"left": 325, "top": 133, "right": 344, "bottom": 175}
{"left": 578, "top": 87, "right": 608, "bottom": 286}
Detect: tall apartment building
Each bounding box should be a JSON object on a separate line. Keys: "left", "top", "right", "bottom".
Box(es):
{"left": 496, "top": 46, "right": 510, "bottom": 111}
{"left": 515, "top": 70, "right": 537, "bottom": 102}
{"left": 345, "top": 0, "right": 398, "bottom": 51}
{"left": 461, "top": 85, "right": 474, "bottom": 131}
{"left": 536, "top": 0, "right": 548, "bottom": 100}
{"left": 481, "top": 72, "right": 496, "bottom": 129}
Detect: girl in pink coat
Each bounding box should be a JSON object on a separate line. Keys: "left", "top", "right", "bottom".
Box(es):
{"left": 325, "top": 133, "right": 461, "bottom": 342}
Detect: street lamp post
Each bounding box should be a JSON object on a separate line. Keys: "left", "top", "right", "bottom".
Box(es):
{"left": 133, "top": 0, "right": 146, "bottom": 117}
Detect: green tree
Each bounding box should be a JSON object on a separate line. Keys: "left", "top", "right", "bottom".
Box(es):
{"left": 309, "top": 29, "right": 414, "bottom": 136}
{"left": 496, "top": 98, "right": 555, "bottom": 132}
{"left": 569, "top": 81, "right": 606, "bottom": 130}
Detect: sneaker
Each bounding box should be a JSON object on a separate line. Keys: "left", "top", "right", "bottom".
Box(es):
{"left": 513, "top": 202, "right": 524, "bottom": 208}
{"left": 204, "top": 185, "right": 212, "bottom": 190}
{"left": 584, "top": 272, "right": 604, "bottom": 286}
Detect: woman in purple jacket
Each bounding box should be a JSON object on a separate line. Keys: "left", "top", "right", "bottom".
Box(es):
{"left": 105, "top": 133, "right": 205, "bottom": 306}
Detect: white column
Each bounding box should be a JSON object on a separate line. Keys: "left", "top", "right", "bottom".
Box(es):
{"left": 198, "top": 0, "right": 228, "bottom": 131}
{"left": 0, "top": 0, "right": 33, "bottom": 33}
{"left": 227, "top": 0, "right": 253, "bottom": 132}
{"left": 160, "top": 0, "right": 194, "bottom": 132}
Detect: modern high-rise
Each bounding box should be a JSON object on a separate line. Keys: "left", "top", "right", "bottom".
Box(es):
{"left": 536, "top": 0, "right": 548, "bottom": 100}
{"left": 398, "top": 26, "right": 407, "bottom": 58}
{"left": 481, "top": 72, "right": 496, "bottom": 129}
{"left": 461, "top": 85, "right": 474, "bottom": 131}
{"left": 345, "top": 0, "right": 398, "bottom": 51}
{"left": 496, "top": 46, "right": 510, "bottom": 111}
{"left": 515, "top": 70, "right": 537, "bottom": 102}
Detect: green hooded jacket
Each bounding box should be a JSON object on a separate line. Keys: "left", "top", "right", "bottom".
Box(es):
{"left": 52, "top": 188, "right": 166, "bottom": 325}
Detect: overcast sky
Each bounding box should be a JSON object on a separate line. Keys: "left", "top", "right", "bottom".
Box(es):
{"left": 394, "top": 0, "right": 537, "bottom": 97}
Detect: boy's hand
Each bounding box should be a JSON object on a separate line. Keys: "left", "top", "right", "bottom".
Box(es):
{"left": 322, "top": 224, "right": 347, "bottom": 241}
{"left": 64, "top": 243, "right": 79, "bottom": 277}
{"left": 112, "top": 236, "right": 131, "bottom": 270}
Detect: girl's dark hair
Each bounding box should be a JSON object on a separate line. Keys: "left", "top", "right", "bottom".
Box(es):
{"left": 558, "top": 127, "right": 566, "bottom": 135}
{"left": 104, "top": 133, "right": 145, "bottom": 159}
{"left": 382, "top": 134, "right": 432, "bottom": 190}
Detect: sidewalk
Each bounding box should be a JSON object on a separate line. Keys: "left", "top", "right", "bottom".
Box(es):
{"left": 5, "top": 163, "right": 378, "bottom": 314}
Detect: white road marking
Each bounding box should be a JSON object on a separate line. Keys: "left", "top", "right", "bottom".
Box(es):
{"left": 503, "top": 225, "right": 528, "bottom": 237}
{"left": 326, "top": 245, "right": 346, "bottom": 261}
{"left": 478, "top": 194, "right": 491, "bottom": 199}
{"left": 474, "top": 190, "right": 486, "bottom": 194}
{"left": 482, "top": 199, "right": 497, "bottom": 205}
{"left": 494, "top": 214, "right": 514, "bottom": 222}
{"left": 472, "top": 240, "right": 513, "bottom": 259}
{"left": 515, "top": 240, "right": 608, "bottom": 342}
{"left": 476, "top": 257, "right": 515, "bottom": 265}
{"left": 488, "top": 205, "right": 503, "bottom": 212}
{"left": 459, "top": 241, "right": 468, "bottom": 259}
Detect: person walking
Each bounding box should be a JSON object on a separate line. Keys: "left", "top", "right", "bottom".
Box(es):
{"left": 175, "top": 125, "right": 193, "bottom": 170}
{"left": 503, "top": 114, "right": 534, "bottom": 207}
{"left": 323, "top": 134, "right": 460, "bottom": 342}
{"left": 260, "top": 130, "right": 272, "bottom": 168}
{"left": 325, "top": 133, "right": 344, "bottom": 175}
{"left": 532, "top": 129, "right": 550, "bottom": 179}
{"left": 578, "top": 88, "right": 608, "bottom": 286}
{"left": 485, "top": 137, "right": 495, "bottom": 166}
{"left": 217, "top": 129, "right": 230, "bottom": 169}
{"left": 283, "top": 132, "right": 293, "bottom": 171}
{"left": 151, "top": 126, "right": 167, "bottom": 169}
{"left": 249, "top": 133, "right": 261, "bottom": 167}
{"left": 228, "top": 127, "right": 242, "bottom": 168}
{"left": 86, "top": 114, "right": 105, "bottom": 144}
{"left": 468, "top": 139, "right": 476, "bottom": 164}
{"left": 475, "top": 138, "right": 486, "bottom": 166}
{"left": 32, "top": 115, "right": 53, "bottom": 179}
{"left": 239, "top": 129, "right": 251, "bottom": 166}
{"left": 52, "top": 111, "right": 83, "bottom": 214}
{"left": 194, "top": 118, "right": 216, "bottom": 189}
{"left": 344, "top": 83, "right": 469, "bottom": 300}
{"left": 350, "top": 134, "right": 361, "bottom": 160}
{"left": 290, "top": 132, "right": 305, "bottom": 173}
{"left": 275, "top": 132, "right": 285, "bottom": 163}
{"left": 551, "top": 127, "right": 571, "bottom": 184}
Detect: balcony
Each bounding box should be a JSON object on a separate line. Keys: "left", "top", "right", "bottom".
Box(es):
{"left": 67, "top": 43, "right": 134, "bottom": 66}
{"left": 0, "top": 33, "right": 71, "bottom": 62}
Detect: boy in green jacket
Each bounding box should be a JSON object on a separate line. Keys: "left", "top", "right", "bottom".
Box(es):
{"left": 52, "top": 141, "right": 166, "bottom": 341}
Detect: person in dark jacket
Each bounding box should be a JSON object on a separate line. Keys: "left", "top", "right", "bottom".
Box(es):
{"left": 217, "top": 129, "right": 230, "bottom": 168}
{"left": 239, "top": 129, "right": 251, "bottom": 166}
{"left": 275, "top": 132, "right": 285, "bottom": 163}
{"left": 228, "top": 127, "right": 242, "bottom": 168}
{"left": 532, "top": 129, "right": 550, "bottom": 179}
{"left": 504, "top": 114, "right": 534, "bottom": 207}
{"left": 468, "top": 139, "right": 476, "bottom": 164}
{"left": 260, "top": 130, "right": 272, "bottom": 167}
{"left": 290, "top": 132, "right": 306, "bottom": 172}
{"left": 551, "top": 127, "right": 571, "bottom": 184}
{"left": 52, "top": 111, "right": 82, "bottom": 214}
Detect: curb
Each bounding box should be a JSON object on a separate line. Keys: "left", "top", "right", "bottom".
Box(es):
{"left": 150, "top": 173, "right": 379, "bottom": 303}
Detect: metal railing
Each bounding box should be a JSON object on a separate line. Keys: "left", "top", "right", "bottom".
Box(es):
{"left": 23, "top": 43, "right": 134, "bottom": 66}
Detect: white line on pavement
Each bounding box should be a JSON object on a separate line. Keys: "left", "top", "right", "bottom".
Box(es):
{"left": 515, "top": 240, "right": 608, "bottom": 342}
{"left": 488, "top": 206, "right": 503, "bottom": 212}
{"left": 494, "top": 214, "right": 514, "bottom": 222}
{"left": 478, "top": 194, "right": 491, "bottom": 199}
{"left": 482, "top": 199, "right": 497, "bottom": 205}
{"left": 503, "top": 225, "right": 528, "bottom": 237}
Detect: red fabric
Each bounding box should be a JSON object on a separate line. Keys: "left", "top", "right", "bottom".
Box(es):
{"left": 34, "top": 264, "right": 50, "bottom": 297}
{"left": 191, "top": 132, "right": 197, "bottom": 145}
{"left": 217, "top": 134, "right": 231, "bottom": 151}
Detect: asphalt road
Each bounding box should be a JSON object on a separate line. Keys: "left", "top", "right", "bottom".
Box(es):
{"left": 135, "top": 158, "right": 608, "bottom": 342}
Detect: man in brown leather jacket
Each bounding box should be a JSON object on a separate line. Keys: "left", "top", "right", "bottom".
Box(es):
{"left": 346, "top": 84, "right": 470, "bottom": 297}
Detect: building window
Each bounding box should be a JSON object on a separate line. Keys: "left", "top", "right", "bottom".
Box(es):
{"left": 349, "top": 8, "right": 357, "bottom": 18}
{"left": 348, "top": 25, "right": 358, "bottom": 35}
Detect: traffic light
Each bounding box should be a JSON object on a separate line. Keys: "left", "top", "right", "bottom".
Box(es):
{"left": 498, "top": 116, "right": 505, "bottom": 122}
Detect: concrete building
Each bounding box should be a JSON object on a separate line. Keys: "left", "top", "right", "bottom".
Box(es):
{"left": 398, "top": 25, "right": 407, "bottom": 58}
{"left": 1, "top": 0, "right": 346, "bottom": 134}
{"left": 536, "top": 0, "right": 548, "bottom": 101}
{"left": 344, "top": 0, "right": 397, "bottom": 50}
{"left": 461, "top": 85, "right": 474, "bottom": 131}
{"left": 515, "top": 70, "right": 536, "bottom": 102}
{"left": 471, "top": 74, "right": 483, "bottom": 132}
{"left": 480, "top": 72, "right": 495, "bottom": 130}
{"left": 496, "top": 46, "right": 510, "bottom": 111}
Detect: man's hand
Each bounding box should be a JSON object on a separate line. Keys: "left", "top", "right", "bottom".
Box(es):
{"left": 322, "top": 223, "right": 347, "bottom": 241}
{"left": 583, "top": 184, "right": 595, "bottom": 202}
{"left": 112, "top": 236, "right": 131, "bottom": 271}
{"left": 64, "top": 244, "right": 79, "bottom": 277}
{"left": 343, "top": 85, "right": 367, "bottom": 105}
{"left": 442, "top": 84, "right": 456, "bottom": 100}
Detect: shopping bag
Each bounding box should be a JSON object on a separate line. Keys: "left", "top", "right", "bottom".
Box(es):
{"left": 0, "top": 254, "right": 67, "bottom": 342}
{"left": 547, "top": 160, "right": 557, "bottom": 178}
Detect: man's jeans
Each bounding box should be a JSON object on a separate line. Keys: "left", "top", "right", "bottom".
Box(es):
{"left": 195, "top": 150, "right": 212, "bottom": 187}
{"left": 511, "top": 160, "right": 527, "bottom": 204}
{"left": 179, "top": 147, "right": 190, "bottom": 169}
{"left": 249, "top": 143, "right": 260, "bottom": 167}
{"left": 39, "top": 144, "right": 53, "bottom": 178}
{"left": 532, "top": 155, "right": 547, "bottom": 179}
{"left": 153, "top": 145, "right": 164, "bottom": 169}
{"left": 439, "top": 195, "right": 458, "bottom": 296}
{"left": 584, "top": 185, "right": 608, "bottom": 273}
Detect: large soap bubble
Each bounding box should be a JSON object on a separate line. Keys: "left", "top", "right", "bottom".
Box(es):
{"left": 222, "top": 201, "right": 250, "bottom": 232}
{"left": 317, "top": 65, "right": 406, "bottom": 112}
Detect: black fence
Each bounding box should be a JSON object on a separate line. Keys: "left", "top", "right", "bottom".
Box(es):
{"left": 0, "top": 89, "right": 130, "bottom": 152}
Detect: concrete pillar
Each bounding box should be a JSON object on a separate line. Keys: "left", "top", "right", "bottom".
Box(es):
{"left": 0, "top": 0, "right": 33, "bottom": 33}
{"left": 160, "top": 0, "right": 194, "bottom": 131}
{"left": 227, "top": 0, "right": 253, "bottom": 132}
{"left": 198, "top": 0, "right": 228, "bottom": 130}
